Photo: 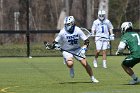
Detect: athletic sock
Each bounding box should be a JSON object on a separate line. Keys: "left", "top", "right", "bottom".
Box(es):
{"left": 91, "top": 76, "right": 95, "bottom": 80}
{"left": 103, "top": 60, "right": 106, "bottom": 65}
{"left": 131, "top": 74, "right": 137, "bottom": 80}
{"left": 103, "top": 60, "right": 106, "bottom": 63}
{"left": 94, "top": 58, "right": 97, "bottom": 62}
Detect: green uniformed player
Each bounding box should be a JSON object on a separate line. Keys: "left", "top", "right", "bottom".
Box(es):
{"left": 116, "top": 22, "right": 140, "bottom": 85}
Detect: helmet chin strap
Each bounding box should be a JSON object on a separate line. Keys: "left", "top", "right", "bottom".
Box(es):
{"left": 99, "top": 18, "right": 105, "bottom": 23}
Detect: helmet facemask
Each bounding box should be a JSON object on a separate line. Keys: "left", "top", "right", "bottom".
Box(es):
{"left": 65, "top": 22, "right": 74, "bottom": 31}
{"left": 98, "top": 10, "right": 106, "bottom": 21}
{"left": 64, "top": 16, "right": 75, "bottom": 34}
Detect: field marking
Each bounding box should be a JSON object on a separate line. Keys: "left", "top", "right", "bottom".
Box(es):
{"left": 82, "top": 89, "right": 140, "bottom": 93}
{"left": 17, "top": 68, "right": 49, "bottom": 69}
{"left": 0, "top": 86, "right": 19, "bottom": 93}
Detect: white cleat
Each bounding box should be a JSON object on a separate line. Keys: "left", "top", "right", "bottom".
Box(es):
{"left": 129, "top": 78, "right": 140, "bottom": 85}
{"left": 70, "top": 68, "right": 74, "bottom": 78}
{"left": 93, "top": 61, "right": 98, "bottom": 68}
{"left": 103, "top": 65, "right": 107, "bottom": 68}
{"left": 103, "top": 62, "right": 107, "bottom": 68}
{"left": 92, "top": 78, "right": 99, "bottom": 83}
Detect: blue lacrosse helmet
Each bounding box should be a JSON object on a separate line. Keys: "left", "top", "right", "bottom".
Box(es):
{"left": 64, "top": 16, "right": 75, "bottom": 34}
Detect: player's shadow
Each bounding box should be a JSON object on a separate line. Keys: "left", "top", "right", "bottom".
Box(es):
{"left": 122, "top": 83, "right": 140, "bottom": 86}
{"left": 59, "top": 81, "right": 92, "bottom": 84}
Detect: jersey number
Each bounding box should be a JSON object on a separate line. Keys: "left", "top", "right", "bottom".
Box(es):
{"left": 132, "top": 34, "right": 140, "bottom": 45}
{"left": 68, "top": 39, "right": 78, "bottom": 45}
{"left": 101, "top": 26, "right": 104, "bottom": 33}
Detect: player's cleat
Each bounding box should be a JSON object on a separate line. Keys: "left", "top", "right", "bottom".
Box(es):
{"left": 129, "top": 78, "right": 140, "bottom": 85}
{"left": 70, "top": 67, "right": 74, "bottom": 78}
{"left": 93, "top": 60, "right": 98, "bottom": 68}
{"left": 91, "top": 78, "right": 99, "bottom": 83}
{"left": 103, "top": 61, "right": 107, "bottom": 68}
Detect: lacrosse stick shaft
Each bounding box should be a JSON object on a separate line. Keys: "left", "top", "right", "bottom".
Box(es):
{"left": 61, "top": 48, "right": 85, "bottom": 59}
{"left": 44, "top": 41, "right": 85, "bottom": 59}
{"left": 122, "top": 53, "right": 130, "bottom": 55}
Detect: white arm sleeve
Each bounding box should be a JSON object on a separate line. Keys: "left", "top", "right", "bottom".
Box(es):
{"left": 118, "top": 41, "right": 126, "bottom": 50}
{"left": 107, "top": 20, "right": 114, "bottom": 34}
{"left": 55, "top": 32, "right": 62, "bottom": 42}
{"left": 117, "top": 41, "right": 126, "bottom": 53}
{"left": 108, "top": 20, "right": 114, "bottom": 30}
{"left": 116, "top": 42, "right": 126, "bottom": 55}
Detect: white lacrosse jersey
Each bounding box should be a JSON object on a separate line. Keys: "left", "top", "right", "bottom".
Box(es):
{"left": 55, "top": 26, "right": 88, "bottom": 50}
{"left": 91, "top": 19, "right": 113, "bottom": 41}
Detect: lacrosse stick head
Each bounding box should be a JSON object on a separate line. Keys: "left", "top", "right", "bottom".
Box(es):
{"left": 80, "top": 27, "right": 94, "bottom": 38}
{"left": 44, "top": 41, "right": 53, "bottom": 49}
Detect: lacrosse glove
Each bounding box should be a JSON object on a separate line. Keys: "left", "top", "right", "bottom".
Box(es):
{"left": 54, "top": 44, "right": 61, "bottom": 50}
{"left": 44, "top": 41, "right": 52, "bottom": 49}
{"left": 78, "top": 46, "right": 87, "bottom": 58}
{"left": 52, "top": 41, "right": 61, "bottom": 50}
{"left": 110, "top": 34, "right": 115, "bottom": 41}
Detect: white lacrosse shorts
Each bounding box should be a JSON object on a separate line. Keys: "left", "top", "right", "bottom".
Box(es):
{"left": 62, "top": 48, "right": 85, "bottom": 62}
{"left": 95, "top": 40, "right": 108, "bottom": 50}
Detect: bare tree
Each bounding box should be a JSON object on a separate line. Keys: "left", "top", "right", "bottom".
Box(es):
{"left": 99, "top": 0, "right": 109, "bottom": 18}
{"left": 57, "top": 8, "right": 66, "bottom": 29}
{"left": 65, "top": 0, "right": 69, "bottom": 16}
{"left": 86, "top": 0, "right": 94, "bottom": 29}
{"left": 70, "top": 0, "right": 86, "bottom": 27}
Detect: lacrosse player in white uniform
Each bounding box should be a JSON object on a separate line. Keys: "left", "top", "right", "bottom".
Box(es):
{"left": 52, "top": 16, "right": 99, "bottom": 83}
{"left": 91, "top": 10, "right": 114, "bottom": 68}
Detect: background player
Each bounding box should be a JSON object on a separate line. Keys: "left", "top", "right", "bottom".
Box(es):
{"left": 91, "top": 10, "right": 114, "bottom": 68}
{"left": 116, "top": 22, "right": 140, "bottom": 85}
{"left": 52, "top": 16, "right": 99, "bottom": 83}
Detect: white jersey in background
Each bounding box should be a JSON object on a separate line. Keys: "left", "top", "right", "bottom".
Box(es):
{"left": 55, "top": 26, "right": 87, "bottom": 50}
{"left": 91, "top": 19, "right": 113, "bottom": 41}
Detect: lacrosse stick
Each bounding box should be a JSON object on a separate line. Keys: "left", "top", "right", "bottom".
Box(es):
{"left": 44, "top": 41, "right": 53, "bottom": 49}
{"left": 43, "top": 41, "right": 85, "bottom": 59}
{"left": 80, "top": 27, "right": 110, "bottom": 39}
{"left": 80, "top": 27, "right": 94, "bottom": 38}
{"left": 116, "top": 52, "right": 130, "bottom": 56}
{"left": 122, "top": 53, "right": 130, "bottom": 55}
{"left": 80, "top": 27, "right": 112, "bottom": 51}
{"left": 116, "top": 49, "right": 131, "bottom": 56}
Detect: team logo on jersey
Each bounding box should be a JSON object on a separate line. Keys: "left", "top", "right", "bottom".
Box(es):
{"left": 66, "top": 34, "right": 79, "bottom": 45}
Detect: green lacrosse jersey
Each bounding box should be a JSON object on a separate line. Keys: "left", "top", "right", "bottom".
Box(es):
{"left": 121, "top": 32, "right": 140, "bottom": 58}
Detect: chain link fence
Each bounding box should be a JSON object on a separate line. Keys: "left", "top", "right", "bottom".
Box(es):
{"left": 0, "top": 29, "right": 139, "bottom": 57}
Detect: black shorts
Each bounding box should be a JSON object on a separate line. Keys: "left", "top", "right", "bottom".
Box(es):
{"left": 122, "top": 56, "right": 140, "bottom": 68}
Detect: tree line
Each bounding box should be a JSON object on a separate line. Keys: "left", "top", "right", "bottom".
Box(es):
{"left": 0, "top": 0, "right": 139, "bottom": 30}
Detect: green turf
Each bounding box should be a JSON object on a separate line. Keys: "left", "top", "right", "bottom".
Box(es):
{"left": 0, "top": 56, "right": 140, "bottom": 93}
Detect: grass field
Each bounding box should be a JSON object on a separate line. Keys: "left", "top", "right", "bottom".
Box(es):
{"left": 0, "top": 56, "right": 140, "bottom": 93}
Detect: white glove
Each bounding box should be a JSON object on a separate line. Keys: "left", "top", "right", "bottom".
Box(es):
{"left": 54, "top": 44, "right": 61, "bottom": 50}
{"left": 107, "top": 42, "right": 110, "bottom": 49}
{"left": 78, "top": 46, "right": 87, "bottom": 58}
{"left": 110, "top": 34, "right": 115, "bottom": 41}
{"left": 81, "top": 46, "right": 87, "bottom": 53}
